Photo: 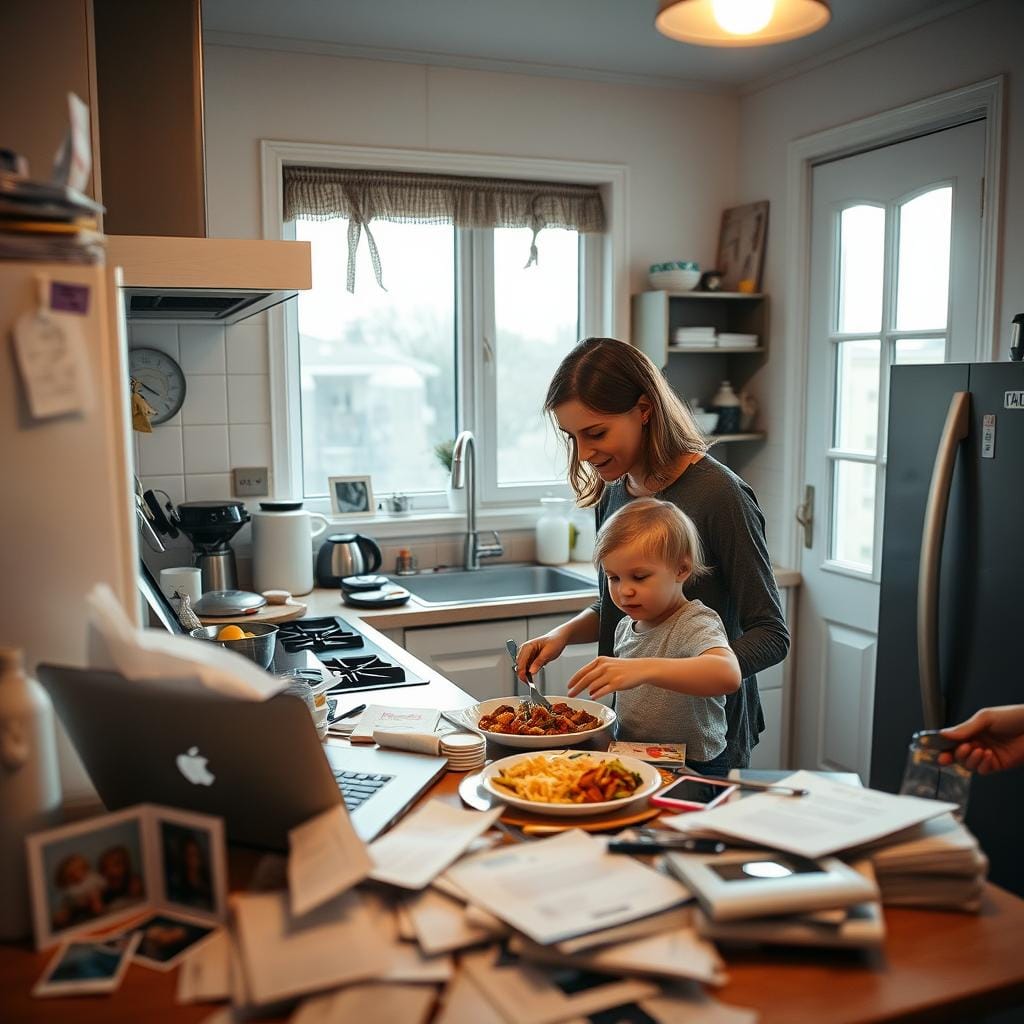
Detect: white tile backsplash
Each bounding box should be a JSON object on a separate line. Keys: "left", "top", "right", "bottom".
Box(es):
{"left": 228, "top": 423, "right": 271, "bottom": 468}
{"left": 183, "top": 425, "right": 230, "bottom": 474}
{"left": 182, "top": 375, "right": 228, "bottom": 425}
{"left": 179, "top": 325, "right": 227, "bottom": 374}
{"left": 137, "top": 425, "right": 184, "bottom": 476}
{"left": 128, "top": 323, "right": 179, "bottom": 359}
{"left": 139, "top": 475, "right": 186, "bottom": 506}
{"left": 185, "top": 472, "right": 235, "bottom": 502}
{"left": 226, "top": 323, "right": 269, "bottom": 374}
{"left": 227, "top": 375, "right": 271, "bottom": 424}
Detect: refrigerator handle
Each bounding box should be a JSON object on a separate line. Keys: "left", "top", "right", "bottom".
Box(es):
{"left": 917, "top": 391, "right": 970, "bottom": 729}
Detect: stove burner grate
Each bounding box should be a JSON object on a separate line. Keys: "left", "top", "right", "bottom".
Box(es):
{"left": 277, "top": 617, "right": 364, "bottom": 654}
{"left": 322, "top": 654, "right": 407, "bottom": 690}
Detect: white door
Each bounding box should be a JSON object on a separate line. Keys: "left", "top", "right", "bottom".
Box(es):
{"left": 794, "top": 121, "right": 985, "bottom": 779}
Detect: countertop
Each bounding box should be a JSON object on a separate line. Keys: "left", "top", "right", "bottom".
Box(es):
{"left": 302, "top": 561, "right": 801, "bottom": 632}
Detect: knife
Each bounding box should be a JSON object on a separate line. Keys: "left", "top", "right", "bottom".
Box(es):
{"left": 504, "top": 639, "right": 553, "bottom": 710}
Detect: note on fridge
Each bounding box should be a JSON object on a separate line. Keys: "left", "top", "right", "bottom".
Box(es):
{"left": 665, "top": 770, "right": 958, "bottom": 860}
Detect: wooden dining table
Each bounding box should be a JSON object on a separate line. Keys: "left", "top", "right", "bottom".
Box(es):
{"left": 2, "top": 762, "right": 1023, "bottom": 1024}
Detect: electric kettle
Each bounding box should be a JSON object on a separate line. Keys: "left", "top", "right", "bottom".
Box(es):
{"left": 316, "top": 533, "right": 383, "bottom": 588}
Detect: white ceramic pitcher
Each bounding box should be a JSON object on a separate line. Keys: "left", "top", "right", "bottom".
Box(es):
{"left": 252, "top": 501, "right": 329, "bottom": 595}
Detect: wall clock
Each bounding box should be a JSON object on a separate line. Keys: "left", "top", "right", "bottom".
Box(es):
{"left": 128, "top": 347, "right": 187, "bottom": 426}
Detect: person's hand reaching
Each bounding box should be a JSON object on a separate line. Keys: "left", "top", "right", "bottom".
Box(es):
{"left": 515, "top": 631, "right": 568, "bottom": 682}
{"left": 938, "top": 705, "right": 1024, "bottom": 775}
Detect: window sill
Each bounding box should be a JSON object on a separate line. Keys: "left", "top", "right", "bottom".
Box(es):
{"left": 319, "top": 505, "right": 551, "bottom": 539}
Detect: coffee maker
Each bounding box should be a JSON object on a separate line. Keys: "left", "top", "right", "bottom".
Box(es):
{"left": 171, "top": 500, "right": 251, "bottom": 592}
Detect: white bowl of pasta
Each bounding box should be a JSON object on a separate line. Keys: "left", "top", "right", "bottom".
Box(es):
{"left": 445, "top": 696, "right": 615, "bottom": 749}
{"left": 481, "top": 750, "right": 662, "bottom": 817}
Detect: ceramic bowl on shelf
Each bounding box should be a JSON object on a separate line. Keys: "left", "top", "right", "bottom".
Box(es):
{"left": 648, "top": 261, "right": 701, "bottom": 292}
{"left": 693, "top": 411, "right": 719, "bottom": 434}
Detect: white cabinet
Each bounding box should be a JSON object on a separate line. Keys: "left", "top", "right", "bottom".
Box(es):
{"left": 525, "top": 613, "right": 610, "bottom": 707}
{"left": 403, "top": 620, "right": 526, "bottom": 703}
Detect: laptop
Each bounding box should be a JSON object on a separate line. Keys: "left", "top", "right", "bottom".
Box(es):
{"left": 38, "top": 664, "right": 448, "bottom": 850}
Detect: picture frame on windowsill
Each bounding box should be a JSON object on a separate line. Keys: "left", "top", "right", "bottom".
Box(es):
{"left": 328, "top": 476, "right": 374, "bottom": 517}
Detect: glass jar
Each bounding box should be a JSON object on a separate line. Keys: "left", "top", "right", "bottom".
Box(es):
{"left": 570, "top": 508, "right": 596, "bottom": 563}
{"left": 535, "top": 497, "right": 571, "bottom": 565}
{"left": 899, "top": 730, "right": 971, "bottom": 820}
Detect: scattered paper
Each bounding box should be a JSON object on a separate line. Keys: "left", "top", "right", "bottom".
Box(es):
{"left": 640, "top": 982, "right": 760, "bottom": 1024}
{"left": 554, "top": 905, "right": 694, "bottom": 954}
{"left": 445, "top": 829, "right": 688, "bottom": 945}
{"left": 290, "top": 983, "right": 437, "bottom": 1024}
{"left": 404, "top": 887, "right": 507, "bottom": 956}
{"left": 231, "top": 890, "right": 392, "bottom": 1006}
{"left": 349, "top": 705, "right": 441, "bottom": 744}
{"left": 87, "top": 585, "right": 284, "bottom": 700}
{"left": 369, "top": 800, "right": 502, "bottom": 890}
{"left": 664, "top": 770, "right": 957, "bottom": 859}
{"left": 287, "top": 806, "right": 373, "bottom": 917}
{"left": 177, "top": 929, "right": 231, "bottom": 1003}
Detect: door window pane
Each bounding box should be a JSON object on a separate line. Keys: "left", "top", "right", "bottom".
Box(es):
{"left": 896, "top": 187, "right": 952, "bottom": 331}
{"left": 837, "top": 205, "right": 885, "bottom": 334}
{"left": 834, "top": 339, "right": 879, "bottom": 453}
{"left": 895, "top": 337, "right": 946, "bottom": 365}
{"left": 494, "top": 227, "right": 579, "bottom": 486}
{"left": 831, "top": 460, "right": 876, "bottom": 571}
{"left": 295, "top": 218, "right": 456, "bottom": 498}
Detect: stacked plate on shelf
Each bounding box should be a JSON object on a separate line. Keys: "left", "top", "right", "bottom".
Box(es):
{"left": 717, "top": 332, "right": 760, "bottom": 349}
{"left": 440, "top": 731, "right": 486, "bottom": 772}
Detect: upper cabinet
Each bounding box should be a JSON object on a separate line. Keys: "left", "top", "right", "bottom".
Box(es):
{"left": 632, "top": 290, "right": 769, "bottom": 445}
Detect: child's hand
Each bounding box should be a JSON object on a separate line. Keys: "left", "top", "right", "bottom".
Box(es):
{"left": 567, "top": 656, "right": 647, "bottom": 700}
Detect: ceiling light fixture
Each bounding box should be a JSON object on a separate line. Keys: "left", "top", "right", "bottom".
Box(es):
{"left": 655, "top": 0, "right": 831, "bottom": 47}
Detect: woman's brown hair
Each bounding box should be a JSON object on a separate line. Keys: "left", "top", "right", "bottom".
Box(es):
{"left": 544, "top": 337, "right": 708, "bottom": 506}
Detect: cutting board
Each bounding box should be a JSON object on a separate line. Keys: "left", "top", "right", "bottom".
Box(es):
{"left": 198, "top": 598, "right": 307, "bottom": 625}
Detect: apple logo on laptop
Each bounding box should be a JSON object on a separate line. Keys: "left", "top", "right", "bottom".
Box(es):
{"left": 176, "top": 746, "right": 215, "bottom": 786}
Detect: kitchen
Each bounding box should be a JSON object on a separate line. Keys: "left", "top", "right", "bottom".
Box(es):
{"left": 2, "top": 0, "right": 1024, "bottom": 1020}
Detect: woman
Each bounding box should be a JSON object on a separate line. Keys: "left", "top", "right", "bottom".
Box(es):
{"left": 517, "top": 337, "right": 789, "bottom": 768}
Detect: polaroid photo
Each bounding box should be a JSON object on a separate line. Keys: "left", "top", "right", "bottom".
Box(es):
{"left": 328, "top": 475, "right": 374, "bottom": 517}
{"left": 32, "top": 931, "right": 141, "bottom": 998}
{"left": 130, "top": 912, "right": 219, "bottom": 972}
{"left": 27, "top": 804, "right": 227, "bottom": 951}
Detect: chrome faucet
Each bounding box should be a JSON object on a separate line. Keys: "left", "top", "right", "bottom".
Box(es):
{"left": 450, "top": 430, "right": 503, "bottom": 570}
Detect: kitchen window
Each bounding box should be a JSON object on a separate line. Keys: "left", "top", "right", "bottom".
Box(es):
{"left": 272, "top": 155, "right": 615, "bottom": 518}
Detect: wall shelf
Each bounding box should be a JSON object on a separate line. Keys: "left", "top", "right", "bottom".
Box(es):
{"left": 668, "top": 346, "right": 765, "bottom": 355}
{"left": 711, "top": 432, "right": 766, "bottom": 443}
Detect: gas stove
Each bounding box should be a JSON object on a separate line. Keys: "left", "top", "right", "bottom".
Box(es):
{"left": 274, "top": 615, "right": 428, "bottom": 694}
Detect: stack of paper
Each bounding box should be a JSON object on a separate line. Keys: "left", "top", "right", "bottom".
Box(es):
{"left": 717, "top": 332, "right": 760, "bottom": 349}
{"left": 859, "top": 813, "right": 988, "bottom": 911}
{"left": 671, "top": 326, "right": 717, "bottom": 347}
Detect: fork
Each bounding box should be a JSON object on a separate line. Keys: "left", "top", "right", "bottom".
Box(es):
{"left": 504, "top": 639, "right": 553, "bottom": 710}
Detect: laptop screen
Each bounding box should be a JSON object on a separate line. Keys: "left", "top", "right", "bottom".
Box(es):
{"left": 138, "top": 559, "right": 185, "bottom": 634}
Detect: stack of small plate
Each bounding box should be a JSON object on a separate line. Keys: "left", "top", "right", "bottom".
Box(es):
{"left": 440, "top": 731, "right": 486, "bottom": 772}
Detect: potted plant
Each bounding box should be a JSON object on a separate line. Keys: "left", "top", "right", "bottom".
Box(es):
{"left": 434, "top": 439, "right": 464, "bottom": 512}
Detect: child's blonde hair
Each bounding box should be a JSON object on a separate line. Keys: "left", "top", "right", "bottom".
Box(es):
{"left": 593, "top": 497, "right": 709, "bottom": 579}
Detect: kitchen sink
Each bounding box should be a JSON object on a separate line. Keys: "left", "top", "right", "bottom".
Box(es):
{"left": 389, "top": 564, "right": 596, "bottom": 606}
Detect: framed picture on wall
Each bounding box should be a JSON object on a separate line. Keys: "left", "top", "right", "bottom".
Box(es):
{"left": 716, "top": 201, "right": 769, "bottom": 292}
{"left": 328, "top": 476, "right": 374, "bottom": 517}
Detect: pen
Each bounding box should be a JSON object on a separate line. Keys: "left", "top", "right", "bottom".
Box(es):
{"left": 607, "top": 836, "right": 727, "bottom": 855}
{"left": 332, "top": 702, "right": 366, "bottom": 723}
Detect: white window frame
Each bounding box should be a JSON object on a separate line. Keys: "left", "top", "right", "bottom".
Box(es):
{"left": 260, "top": 140, "right": 628, "bottom": 534}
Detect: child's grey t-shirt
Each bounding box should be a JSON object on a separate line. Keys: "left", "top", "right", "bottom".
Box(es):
{"left": 613, "top": 600, "right": 730, "bottom": 762}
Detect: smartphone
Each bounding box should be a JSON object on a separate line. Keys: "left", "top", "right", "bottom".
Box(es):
{"left": 651, "top": 775, "right": 737, "bottom": 812}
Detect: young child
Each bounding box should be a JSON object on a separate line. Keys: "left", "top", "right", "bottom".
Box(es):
{"left": 567, "top": 497, "right": 741, "bottom": 776}
{"left": 51, "top": 853, "right": 106, "bottom": 929}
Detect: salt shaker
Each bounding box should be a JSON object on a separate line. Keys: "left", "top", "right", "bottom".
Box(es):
{"left": 899, "top": 729, "right": 971, "bottom": 819}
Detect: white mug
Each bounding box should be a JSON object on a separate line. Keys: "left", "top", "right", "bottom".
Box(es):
{"left": 160, "top": 566, "right": 203, "bottom": 606}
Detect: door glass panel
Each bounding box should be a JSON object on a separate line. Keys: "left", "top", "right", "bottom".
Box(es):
{"left": 494, "top": 226, "right": 579, "bottom": 486}
{"left": 831, "top": 460, "right": 876, "bottom": 571}
{"left": 834, "top": 339, "right": 879, "bottom": 453}
{"left": 896, "top": 187, "right": 952, "bottom": 331}
{"left": 895, "top": 337, "right": 946, "bottom": 365}
{"left": 837, "top": 205, "right": 885, "bottom": 334}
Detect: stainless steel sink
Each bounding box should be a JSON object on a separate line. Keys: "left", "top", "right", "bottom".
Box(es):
{"left": 389, "top": 565, "right": 596, "bottom": 606}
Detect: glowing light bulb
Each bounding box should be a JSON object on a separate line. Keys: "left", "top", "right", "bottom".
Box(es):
{"left": 711, "top": 0, "right": 776, "bottom": 36}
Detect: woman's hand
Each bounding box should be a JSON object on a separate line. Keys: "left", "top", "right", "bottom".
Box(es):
{"left": 567, "top": 656, "right": 648, "bottom": 700}
{"left": 938, "top": 705, "right": 1024, "bottom": 775}
{"left": 516, "top": 631, "right": 568, "bottom": 681}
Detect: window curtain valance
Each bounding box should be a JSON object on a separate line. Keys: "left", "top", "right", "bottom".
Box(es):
{"left": 283, "top": 165, "right": 607, "bottom": 292}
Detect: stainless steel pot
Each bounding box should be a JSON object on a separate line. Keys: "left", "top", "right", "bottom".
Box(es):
{"left": 315, "top": 533, "right": 383, "bottom": 588}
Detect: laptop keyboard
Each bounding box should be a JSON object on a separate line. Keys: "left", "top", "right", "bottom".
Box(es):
{"left": 332, "top": 770, "right": 395, "bottom": 812}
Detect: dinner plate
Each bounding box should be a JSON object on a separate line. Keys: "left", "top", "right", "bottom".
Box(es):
{"left": 444, "top": 696, "right": 616, "bottom": 749}
{"left": 480, "top": 750, "right": 661, "bottom": 817}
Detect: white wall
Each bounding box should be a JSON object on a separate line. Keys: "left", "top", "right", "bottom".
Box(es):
{"left": 733, "top": 0, "right": 1024, "bottom": 564}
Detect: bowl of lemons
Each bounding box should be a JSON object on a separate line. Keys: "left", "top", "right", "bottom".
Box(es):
{"left": 189, "top": 622, "right": 278, "bottom": 669}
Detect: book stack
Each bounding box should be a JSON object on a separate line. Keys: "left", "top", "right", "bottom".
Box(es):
{"left": 861, "top": 813, "right": 988, "bottom": 912}
{"left": 671, "top": 326, "right": 716, "bottom": 348}
{"left": 0, "top": 172, "right": 104, "bottom": 264}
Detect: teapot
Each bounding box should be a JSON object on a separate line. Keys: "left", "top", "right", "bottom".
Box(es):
{"left": 316, "top": 533, "right": 383, "bottom": 588}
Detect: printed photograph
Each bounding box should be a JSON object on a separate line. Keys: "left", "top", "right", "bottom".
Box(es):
{"left": 133, "top": 913, "right": 215, "bottom": 971}
{"left": 32, "top": 933, "right": 140, "bottom": 997}
{"left": 35, "top": 816, "right": 147, "bottom": 944}
{"left": 329, "top": 475, "right": 373, "bottom": 516}
{"left": 160, "top": 821, "right": 215, "bottom": 914}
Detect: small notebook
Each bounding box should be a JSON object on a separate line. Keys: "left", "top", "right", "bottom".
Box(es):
{"left": 348, "top": 705, "right": 441, "bottom": 745}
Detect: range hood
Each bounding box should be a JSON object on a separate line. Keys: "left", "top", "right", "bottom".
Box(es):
{"left": 105, "top": 235, "right": 312, "bottom": 324}
{"left": 93, "top": 1, "right": 310, "bottom": 324}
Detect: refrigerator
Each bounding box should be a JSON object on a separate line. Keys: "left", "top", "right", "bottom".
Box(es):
{"left": 871, "top": 360, "right": 1024, "bottom": 895}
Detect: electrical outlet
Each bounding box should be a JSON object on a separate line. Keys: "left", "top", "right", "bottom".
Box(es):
{"left": 233, "top": 466, "right": 269, "bottom": 497}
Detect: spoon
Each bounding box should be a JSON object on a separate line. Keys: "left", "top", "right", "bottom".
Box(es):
{"left": 504, "top": 639, "right": 553, "bottom": 710}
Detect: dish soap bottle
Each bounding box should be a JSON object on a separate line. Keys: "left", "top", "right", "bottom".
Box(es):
{"left": 0, "top": 647, "right": 62, "bottom": 940}
{"left": 536, "top": 497, "right": 571, "bottom": 566}
{"left": 711, "top": 381, "right": 742, "bottom": 435}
